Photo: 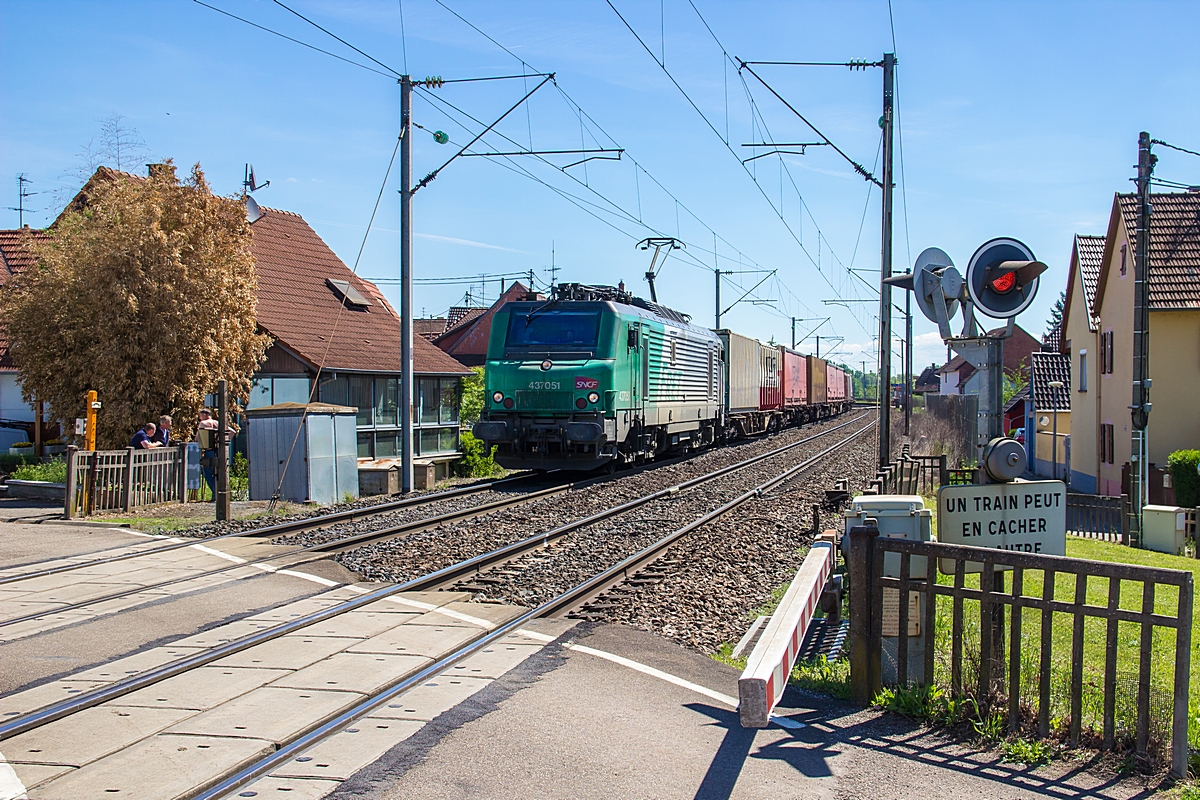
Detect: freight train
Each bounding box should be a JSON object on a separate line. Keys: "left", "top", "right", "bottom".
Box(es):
{"left": 472, "top": 283, "right": 855, "bottom": 471}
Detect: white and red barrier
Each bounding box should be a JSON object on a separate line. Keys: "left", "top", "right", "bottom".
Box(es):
{"left": 737, "top": 538, "right": 834, "bottom": 727}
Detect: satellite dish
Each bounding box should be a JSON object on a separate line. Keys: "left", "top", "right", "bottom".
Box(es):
{"left": 911, "top": 247, "right": 961, "bottom": 327}
{"left": 245, "top": 195, "right": 262, "bottom": 224}
{"left": 965, "top": 237, "right": 1045, "bottom": 319}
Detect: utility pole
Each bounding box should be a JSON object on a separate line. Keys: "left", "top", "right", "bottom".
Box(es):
{"left": 400, "top": 75, "right": 415, "bottom": 493}
{"left": 904, "top": 269, "right": 913, "bottom": 436}
{"left": 877, "top": 52, "right": 895, "bottom": 466}
{"left": 714, "top": 269, "right": 723, "bottom": 328}
{"left": 1131, "top": 131, "right": 1155, "bottom": 544}
{"left": 816, "top": 336, "right": 821, "bottom": 359}
{"left": 791, "top": 317, "right": 796, "bottom": 349}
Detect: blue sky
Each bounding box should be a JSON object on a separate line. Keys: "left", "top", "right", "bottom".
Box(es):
{"left": 3, "top": 1, "right": 1198, "bottom": 373}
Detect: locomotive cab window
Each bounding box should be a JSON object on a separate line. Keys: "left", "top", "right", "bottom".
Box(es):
{"left": 627, "top": 325, "right": 639, "bottom": 350}
{"left": 505, "top": 311, "right": 601, "bottom": 352}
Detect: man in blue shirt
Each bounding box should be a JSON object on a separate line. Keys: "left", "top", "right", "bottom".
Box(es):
{"left": 130, "top": 422, "right": 158, "bottom": 449}
{"left": 150, "top": 415, "right": 172, "bottom": 447}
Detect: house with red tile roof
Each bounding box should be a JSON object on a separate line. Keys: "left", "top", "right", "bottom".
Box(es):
{"left": 1060, "top": 192, "right": 1200, "bottom": 496}
{"left": 0, "top": 167, "right": 473, "bottom": 468}
{"left": 0, "top": 228, "right": 55, "bottom": 449}
{"left": 245, "top": 205, "right": 472, "bottom": 467}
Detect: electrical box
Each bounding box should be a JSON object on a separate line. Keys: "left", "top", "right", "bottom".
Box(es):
{"left": 844, "top": 494, "right": 933, "bottom": 578}
{"left": 1142, "top": 505, "right": 1187, "bottom": 556}
{"left": 845, "top": 493, "right": 933, "bottom": 686}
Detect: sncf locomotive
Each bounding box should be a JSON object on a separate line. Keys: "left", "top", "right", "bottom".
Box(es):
{"left": 472, "top": 283, "right": 854, "bottom": 471}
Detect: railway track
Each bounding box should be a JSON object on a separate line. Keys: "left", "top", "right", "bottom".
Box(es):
{"left": 0, "top": 413, "right": 866, "bottom": 634}
{"left": 192, "top": 413, "right": 876, "bottom": 799}
{"left": 0, "top": 470, "right": 549, "bottom": 587}
{"left": 0, "top": 415, "right": 870, "bottom": 731}
{"left": 0, "top": 414, "right": 874, "bottom": 800}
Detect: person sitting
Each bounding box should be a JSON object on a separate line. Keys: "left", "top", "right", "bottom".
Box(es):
{"left": 130, "top": 422, "right": 159, "bottom": 449}
{"left": 150, "top": 415, "right": 172, "bottom": 447}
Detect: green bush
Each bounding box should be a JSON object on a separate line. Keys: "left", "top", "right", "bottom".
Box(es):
{"left": 11, "top": 457, "right": 68, "bottom": 484}
{"left": 454, "top": 431, "right": 502, "bottom": 478}
{"left": 1169, "top": 449, "right": 1200, "bottom": 508}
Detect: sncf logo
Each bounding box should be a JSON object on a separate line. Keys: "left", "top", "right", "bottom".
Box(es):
{"left": 575, "top": 376, "right": 599, "bottom": 390}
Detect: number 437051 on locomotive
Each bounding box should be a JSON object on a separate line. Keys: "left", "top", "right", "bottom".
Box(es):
{"left": 472, "top": 283, "right": 853, "bottom": 471}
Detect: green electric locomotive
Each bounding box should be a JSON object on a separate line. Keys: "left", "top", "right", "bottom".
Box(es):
{"left": 472, "top": 283, "right": 723, "bottom": 471}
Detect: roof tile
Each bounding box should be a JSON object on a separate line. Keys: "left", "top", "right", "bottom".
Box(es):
{"left": 250, "top": 209, "right": 470, "bottom": 376}
{"left": 1117, "top": 192, "right": 1200, "bottom": 308}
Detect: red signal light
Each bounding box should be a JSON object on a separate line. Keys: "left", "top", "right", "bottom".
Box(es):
{"left": 990, "top": 270, "right": 1017, "bottom": 294}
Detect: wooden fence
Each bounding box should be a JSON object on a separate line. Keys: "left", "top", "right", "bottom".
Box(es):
{"left": 64, "top": 445, "right": 186, "bottom": 518}
{"left": 1067, "top": 493, "right": 1129, "bottom": 544}
{"left": 847, "top": 525, "right": 1193, "bottom": 777}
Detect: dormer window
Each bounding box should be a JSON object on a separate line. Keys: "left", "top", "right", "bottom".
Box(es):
{"left": 326, "top": 279, "right": 372, "bottom": 309}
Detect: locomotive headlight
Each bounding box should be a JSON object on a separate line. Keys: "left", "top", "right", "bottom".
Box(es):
{"left": 492, "top": 391, "right": 504, "bottom": 403}
{"left": 587, "top": 391, "right": 600, "bottom": 404}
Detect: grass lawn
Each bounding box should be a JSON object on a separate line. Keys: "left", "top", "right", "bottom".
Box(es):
{"left": 928, "top": 535, "right": 1200, "bottom": 750}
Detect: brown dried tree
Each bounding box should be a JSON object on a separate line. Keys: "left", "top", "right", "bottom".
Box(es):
{"left": 0, "top": 162, "right": 270, "bottom": 448}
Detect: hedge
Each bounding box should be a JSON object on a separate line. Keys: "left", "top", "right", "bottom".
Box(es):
{"left": 1168, "top": 449, "right": 1200, "bottom": 508}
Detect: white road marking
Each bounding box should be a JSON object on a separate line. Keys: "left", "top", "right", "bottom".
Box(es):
{"left": 386, "top": 596, "right": 497, "bottom": 629}
{"left": 186, "top": 544, "right": 345, "bottom": 588}
{"left": 517, "top": 629, "right": 739, "bottom": 709}
{"left": 188, "top": 543, "right": 247, "bottom": 564}
{"left": 0, "top": 752, "right": 28, "bottom": 800}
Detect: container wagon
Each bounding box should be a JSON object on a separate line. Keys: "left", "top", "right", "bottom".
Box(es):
{"left": 779, "top": 346, "right": 810, "bottom": 425}
{"left": 716, "top": 330, "right": 780, "bottom": 436}
{"left": 806, "top": 355, "right": 827, "bottom": 409}
{"left": 827, "top": 363, "right": 846, "bottom": 404}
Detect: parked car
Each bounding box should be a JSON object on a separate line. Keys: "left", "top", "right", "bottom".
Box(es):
{"left": 1013, "top": 427, "right": 1026, "bottom": 445}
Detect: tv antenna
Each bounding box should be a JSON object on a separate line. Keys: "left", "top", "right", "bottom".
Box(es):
{"left": 637, "top": 237, "right": 683, "bottom": 303}
{"left": 7, "top": 175, "right": 39, "bottom": 227}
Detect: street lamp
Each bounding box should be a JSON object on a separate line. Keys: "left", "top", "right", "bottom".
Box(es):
{"left": 1047, "top": 380, "right": 1065, "bottom": 481}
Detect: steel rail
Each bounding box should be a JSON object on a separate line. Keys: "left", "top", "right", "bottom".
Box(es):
{"left": 191, "top": 415, "right": 876, "bottom": 800}
{"left": 545, "top": 418, "right": 876, "bottom": 617}
{"left": 0, "top": 471, "right": 547, "bottom": 587}
{"left": 0, "top": 415, "right": 861, "bottom": 628}
{"left": 0, "top": 444, "right": 717, "bottom": 628}
{"left": 0, "top": 411, "right": 869, "bottom": 742}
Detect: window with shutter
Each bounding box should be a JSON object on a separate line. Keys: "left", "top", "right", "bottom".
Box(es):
{"left": 1099, "top": 333, "right": 1107, "bottom": 375}
{"left": 1107, "top": 331, "right": 1115, "bottom": 373}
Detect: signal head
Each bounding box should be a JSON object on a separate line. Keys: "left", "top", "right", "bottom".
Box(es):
{"left": 966, "top": 237, "right": 1046, "bottom": 319}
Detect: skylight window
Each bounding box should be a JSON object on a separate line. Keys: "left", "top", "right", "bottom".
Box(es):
{"left": 326, "top": 279, "right": 372, "bottom": 309}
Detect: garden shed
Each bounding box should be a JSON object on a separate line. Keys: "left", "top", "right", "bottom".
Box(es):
{"left": 245, "top": 402, "right": 358, "bottom": 505}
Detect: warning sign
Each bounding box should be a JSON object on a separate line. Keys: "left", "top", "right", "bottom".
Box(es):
{"left": 937, "top": 480, "right": 1066, "bottom": 572}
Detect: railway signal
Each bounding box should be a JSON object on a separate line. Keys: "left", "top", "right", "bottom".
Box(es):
{"left": 886, "top": 236, "right": 1046, "bottom": 476}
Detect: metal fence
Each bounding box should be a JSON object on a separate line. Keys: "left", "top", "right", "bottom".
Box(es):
{"left": 64, "top": 445, "right": 186, "bottom": 518}
{"left": 1067, "top": 493, "right": 1129, "bottom": 544}
{"left": 847, "top": 526, "right": 1193, "bottom": 777}
{"left": 862, "top": 450, "right": 947, "bottom": 497}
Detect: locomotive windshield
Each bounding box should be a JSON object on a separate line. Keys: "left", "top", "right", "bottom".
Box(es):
{"left": 505, "top": 311, "right": 602, "bottom": 352}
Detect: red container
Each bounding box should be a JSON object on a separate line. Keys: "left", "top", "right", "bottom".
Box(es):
{"left": 780, "top": 347, "right": 808, "bottom": 408}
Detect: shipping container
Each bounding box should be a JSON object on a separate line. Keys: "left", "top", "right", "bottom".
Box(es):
{"left": 806, "top": 355, "right": 828, "bottom": 405}
{"left": 718, "top": 330, "right": 762, "bottom": 414}
{"left": 827, "top": 363, "right": 846, "bottom": 402}
{"left": 780, "top": 347, "right": 808, "bottom": 408}
{"left": 759, "top": 344, "right": 781, "bottom": 410}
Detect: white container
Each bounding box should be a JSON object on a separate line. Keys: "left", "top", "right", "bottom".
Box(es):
{"left": 1142, "top": 504, "right": 1187, "bottom": 555}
